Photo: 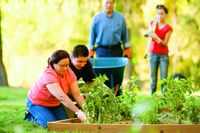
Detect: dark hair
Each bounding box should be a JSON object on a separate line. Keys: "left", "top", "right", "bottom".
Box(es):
{"left": 48, "top": 50, "right": 70, "bottom": 68}
{"left": 156, "top": 4, "right": 168, "bottom": 14}
{"left": 72, "top": 45, "right": 89, "bottom": 58}
{"left": 171, "top": 73, "right": 186, "bottom": 80}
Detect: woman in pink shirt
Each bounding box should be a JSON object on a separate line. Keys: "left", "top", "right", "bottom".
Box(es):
{"left": 25, "top": 50, "right": 87, "bottom": 127}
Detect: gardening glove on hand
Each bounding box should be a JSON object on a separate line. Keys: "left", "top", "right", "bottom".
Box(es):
{"left": 75, "top": 110, "right": 87, "bottom": 121}
{"left": 124, "top": 48, "right": 131, "bottom": 58}
{"left": 89, "top": 50, "right": 95, "bottom": 58}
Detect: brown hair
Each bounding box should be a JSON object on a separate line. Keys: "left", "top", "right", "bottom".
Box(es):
{"left": 156, "top": 4, "right": 168, "bottom": 14}
{"left": 48, "top": 50, "right": 70, "bottom": 69}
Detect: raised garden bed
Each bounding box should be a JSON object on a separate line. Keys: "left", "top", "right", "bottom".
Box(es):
{"left": 48, "top": 118, "right": 200, "bottom": 133}
{"left": 48, "top": 76, "right": 200, "bottom": 132}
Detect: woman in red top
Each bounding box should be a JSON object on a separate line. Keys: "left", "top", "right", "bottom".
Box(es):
{"left": 148, "top": 5, "right": 173, "bottom": 94}
{"left": 25, "top": 50, "right": 87, "bottom": 127}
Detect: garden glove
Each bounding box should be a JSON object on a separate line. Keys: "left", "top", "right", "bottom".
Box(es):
{"left": 89, "top": 50, "right": 95, "bottom": 58}
{"left": 75, "top": 110, "right": 87, "bottom": 121}
{"left": 124, "top": 47, "right": 131, "bottom": 58}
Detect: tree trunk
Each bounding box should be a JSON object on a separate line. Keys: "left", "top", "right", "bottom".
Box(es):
{"left": 0, "top": 8, "right": 8, "bottom": 86}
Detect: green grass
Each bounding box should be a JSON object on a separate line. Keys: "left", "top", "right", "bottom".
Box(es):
{"left": 0, "top": 86, "right": 46, "bottom": 133}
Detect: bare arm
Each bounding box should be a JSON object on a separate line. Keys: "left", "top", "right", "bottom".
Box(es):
{"left": 154, "top": 31, "right": 172, "bottom": 46}
{"left": 70, "top": 81, "right": 84, "bottom": 107}
{"left": 46, "top": 83, "right": 79, "bottom": 112}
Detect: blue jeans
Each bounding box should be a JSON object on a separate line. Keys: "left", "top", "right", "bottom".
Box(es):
{"left": 26, "top": 98, "right": 67, "bottom": 128}
{"left": 149, "top": 54, "right": 169, "bottom": 95}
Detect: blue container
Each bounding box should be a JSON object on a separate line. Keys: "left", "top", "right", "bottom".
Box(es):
{"left": 89, "top": 57, "right": 129, "bottom": 95}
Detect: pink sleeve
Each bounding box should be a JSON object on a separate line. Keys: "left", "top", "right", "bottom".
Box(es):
{"left": 42, "top": 71, "right": 58, "bottom": 85}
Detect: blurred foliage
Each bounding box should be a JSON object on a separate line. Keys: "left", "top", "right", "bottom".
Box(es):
{"left": 0, "top": 0, "right": 199, "bottom": 89}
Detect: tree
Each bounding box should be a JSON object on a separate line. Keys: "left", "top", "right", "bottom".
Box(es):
{"left": 0, "top": 8, "right": 8, "bottom": 86}
{"left": 1, "top": 0, "right": 199, "bottom": 89}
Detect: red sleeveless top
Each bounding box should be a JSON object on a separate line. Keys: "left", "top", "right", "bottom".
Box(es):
{"left": 150, "top": 23, "right": 173, "bottom": 54}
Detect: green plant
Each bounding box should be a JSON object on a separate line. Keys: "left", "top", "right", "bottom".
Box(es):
{"left": 117, "top": 76, "right": 140, "bottom": 121}
{"left": 80, "top": 75, "right": 140, "bottom": 124}
{"left": 183, "top": 96, "right": 200, "bottom": 124}
{"left": 160, "top": 77, "right": 193, "bottom": 111}
{"left": 81, "top": 75, "right": 121, "bottom": 123}
{"left": 132, "top": 77, "right": 200, "bottom": 124}
{"left": 80, "top": 75, "right": 200, "bottom": 124}
{"left": 132, "top": 94, "right": 160, "bottom": 124}
{"left": 158, "top": 77, "right": 195, "bottom": 124}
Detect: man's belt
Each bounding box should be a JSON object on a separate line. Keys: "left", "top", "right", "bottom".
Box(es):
{"left": 98, "top": 44, "right": 122, "bottom": 49}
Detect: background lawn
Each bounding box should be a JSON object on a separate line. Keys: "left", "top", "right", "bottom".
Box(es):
{"left": 0, "top": 87, "right": 47, "bottom": 133}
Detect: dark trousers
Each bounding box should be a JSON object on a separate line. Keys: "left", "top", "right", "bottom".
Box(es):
{"left": 96, "top": 45, "right": 123, "bottom": 57}
{"left": 95, "top": 45, "right": 123, "bottom": 95}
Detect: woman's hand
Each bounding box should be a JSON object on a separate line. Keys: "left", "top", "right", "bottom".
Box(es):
{"left": 144, "top": 29, "right": 151, "bottom": 37}
{"left": 149, "top": 32, "right": 162, "bottom": 43}
{"left": 149, "top": 31, "right": 172, "bottom": 46}
{"left": 145, "top": 31, "right": 161, "bottom": 42}
{"left": 75, "top": 110, "right": 87, "bottom": 121}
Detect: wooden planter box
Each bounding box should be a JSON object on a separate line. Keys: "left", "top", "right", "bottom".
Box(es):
{"left": 48, "top": 118, "right": 200, "bottom": 133}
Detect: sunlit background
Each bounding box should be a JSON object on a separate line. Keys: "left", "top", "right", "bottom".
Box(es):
{"left": 1, "top": 0, "right": 200, "bottom": 90}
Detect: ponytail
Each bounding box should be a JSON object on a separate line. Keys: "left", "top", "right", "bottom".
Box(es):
{"left": 48, "top": 50, "right": 70, "bottom": 69}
